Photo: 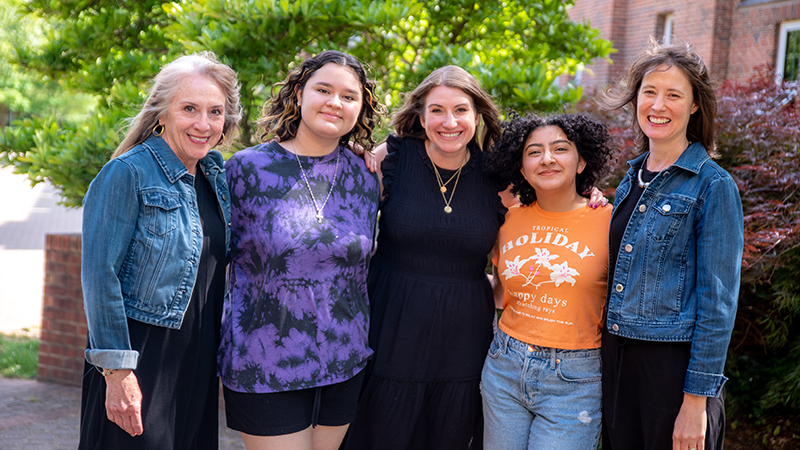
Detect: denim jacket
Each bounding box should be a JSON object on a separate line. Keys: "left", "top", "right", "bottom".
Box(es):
{"left": 81, "top": 135, "right": 230, "bottom": 370}
{"left": 607, "top": 142, "right": 743, "bottom": 397}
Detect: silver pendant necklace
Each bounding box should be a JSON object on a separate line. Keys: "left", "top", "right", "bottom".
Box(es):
{"left": 291, "top": 141, "right": 340, "bottom": 223}
{"left": 637, "top": 154, "right": 652, "bottom": 189}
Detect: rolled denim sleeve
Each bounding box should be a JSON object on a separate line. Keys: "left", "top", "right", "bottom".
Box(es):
{"left": 684, "top": 173, "right": 743, "bottom": 396}
{"left": 81, "top": 159, "right": 140, "bottom": 370}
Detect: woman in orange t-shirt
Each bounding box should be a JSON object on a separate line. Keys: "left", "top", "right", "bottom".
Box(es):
{"left": 482, "top": 113, "right": 615, "bottom": 450}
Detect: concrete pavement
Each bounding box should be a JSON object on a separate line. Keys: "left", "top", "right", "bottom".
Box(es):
{"left": 0, "top": 166, "right": 245, "bottom": 448}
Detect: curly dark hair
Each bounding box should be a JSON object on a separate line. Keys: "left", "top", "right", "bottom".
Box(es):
{"left": 486, "top": 112, "right": 615, "bottom": 206}
{"left": 256, "top": 50, "right": 385, "bottom": 151}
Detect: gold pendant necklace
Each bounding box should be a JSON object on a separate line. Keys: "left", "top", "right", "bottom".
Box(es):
{"left": 431, "top": 150, "right": 467, "bottom": 214}
{"left": 291, "top": 141, "right": 340, "bottom": 223}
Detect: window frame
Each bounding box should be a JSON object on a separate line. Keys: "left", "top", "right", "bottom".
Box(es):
{"left": 776, "top": 19, "right": 800, "bottom": 82}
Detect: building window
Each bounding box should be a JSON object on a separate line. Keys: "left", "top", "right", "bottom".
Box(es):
{"left": 777, "top": 20, "right": 800, "bottom": 82}
{"left": 656, "top": 13, "right": 675, "bottom": 45}
{"left": 663, "top": 14, "right": 674, "bottom": 45}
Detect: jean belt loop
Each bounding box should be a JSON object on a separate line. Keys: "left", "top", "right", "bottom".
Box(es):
{"left": 550, "top": 348, "right": 557, "bottom": 370}
{"left": 501, "top": 330, "right": 511, "bottom": 354}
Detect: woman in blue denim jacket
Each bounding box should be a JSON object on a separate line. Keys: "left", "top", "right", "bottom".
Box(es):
{"left": 600, "top": 39, "right": 743, "bottom": 450}
{"left": 78, "top": 52, "right": 241, "bottom": 449}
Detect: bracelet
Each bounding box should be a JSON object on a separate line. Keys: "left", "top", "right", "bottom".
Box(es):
{"left": 99, "top": 368, "right": 118, "bottom": 377}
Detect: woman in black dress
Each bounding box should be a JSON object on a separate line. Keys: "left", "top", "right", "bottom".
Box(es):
{"left": 78, "top": 52, "right": 241, "bottom": 449}
{"left": 343, "top": 65, "right": 503, "bottom": 450}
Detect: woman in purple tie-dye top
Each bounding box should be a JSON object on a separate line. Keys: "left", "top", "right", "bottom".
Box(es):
{"left": 217, "top": 50, "right": 383, "bottom": 450}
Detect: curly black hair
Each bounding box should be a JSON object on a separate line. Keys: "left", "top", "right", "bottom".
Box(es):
{"left": 485, "top": 112, "right": 616, "bottom": 206}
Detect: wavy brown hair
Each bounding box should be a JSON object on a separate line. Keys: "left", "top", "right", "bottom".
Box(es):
{"left": 391, "top": 65, "right": 502, "bottom": 151}
{"left": 485, "top": 113, "right": 616, "bottom": 206}
{"left": 257, "top": 50, "right": 384, "bottom": 151}
{"left": 113, "top": 51, "right": 242, "bottom": 158}
{"left": 600, "top": 37, "right": 717, "bottom": 157}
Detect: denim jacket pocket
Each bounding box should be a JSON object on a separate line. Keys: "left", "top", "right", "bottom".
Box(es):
{"left": 142, "top": 189, "right": 181, "bottom": 236}
{"left": 646, "top": 194, "right": 694, "bottom": 242}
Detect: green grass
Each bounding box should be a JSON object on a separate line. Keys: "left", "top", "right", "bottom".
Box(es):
{"left": 0, "top": 333, "right": 39, "bottom": 379}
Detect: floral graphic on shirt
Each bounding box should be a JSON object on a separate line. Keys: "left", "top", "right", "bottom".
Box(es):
{"left": 503, "top": 247, "right": 580, "bottom": 289}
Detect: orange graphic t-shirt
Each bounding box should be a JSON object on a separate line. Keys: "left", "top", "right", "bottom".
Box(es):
{"left": 492, "top": 202, "right": 612, "bottom": 350}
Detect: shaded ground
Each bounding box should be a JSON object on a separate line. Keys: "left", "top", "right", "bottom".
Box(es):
{"left": 725, "top": 414, "right": 800, "bottom": 449}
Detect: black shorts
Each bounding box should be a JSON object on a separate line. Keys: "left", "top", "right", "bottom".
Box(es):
{"left": 223, "top": 370, "right": 366, "bottom": 436}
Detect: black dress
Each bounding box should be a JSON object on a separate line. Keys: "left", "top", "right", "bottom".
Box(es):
{"left": 78, "top": 170, "right": 226, "bottom": 450}
{"left": 344, "top": 135, "right": 502, "bottom": 450}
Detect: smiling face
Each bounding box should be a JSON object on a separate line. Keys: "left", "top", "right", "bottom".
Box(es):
{"left": 420, "top": 85, "right": 480, "bottom": 159}
{"left": 159, "top": 74, "right": 226, "bottom": 173}
{"left": 521, "top": 125, "right": 586, "bottom": 198}
{"left": 636, "top": 64, "right": 699, "bottom": 151}
{"left": 295, "top": 62, "right": 363, "bottom": 144}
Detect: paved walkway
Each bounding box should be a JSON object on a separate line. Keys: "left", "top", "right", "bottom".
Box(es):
{"left": 0, "top": 166, "right": 245, "bottom": 448}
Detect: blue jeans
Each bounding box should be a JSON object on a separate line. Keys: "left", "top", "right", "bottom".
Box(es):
{"left": 481, "top": 329, "right": 602, "bottom": 450}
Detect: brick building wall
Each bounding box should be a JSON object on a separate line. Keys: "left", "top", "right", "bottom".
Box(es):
{"left": 37, "top": 234, "right": 86, "bottom": 387}
{"left": 729, "top": 0, "right": 800, "bottom": 82}
{"left": 569, "top": 0, "right": 800, "bottom": 88}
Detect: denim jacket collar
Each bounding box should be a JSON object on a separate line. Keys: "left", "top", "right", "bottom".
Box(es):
{"left": 628, "top": 142, "right": 710, "bottom": 175}
{"left": 139, "top": 135, "right": 190, "bottom": 184}
{"left": 140, "top": 134, "right": 226, "bottom": 183}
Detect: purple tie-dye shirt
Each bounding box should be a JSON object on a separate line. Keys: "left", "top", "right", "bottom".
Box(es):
{"left": 218, "top": 141, "right": 379, "bottom": 393}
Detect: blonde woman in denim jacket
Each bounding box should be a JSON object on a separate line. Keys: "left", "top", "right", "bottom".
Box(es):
{"left": 78, "top": 52, "right": 241, "bottom": 449}
{"left": 600, "top": 39, "right": 743, "bottom": 450}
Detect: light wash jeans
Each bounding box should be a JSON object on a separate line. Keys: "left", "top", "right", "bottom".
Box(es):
{"left": 481, "top": 329, "right": 602, "bottom": 450}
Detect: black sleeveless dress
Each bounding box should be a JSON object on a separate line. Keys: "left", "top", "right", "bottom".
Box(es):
{"left": 78, "top": 169, "right": 225, "bottom": 450}
{"left": 344, "top": 135, "right": 502, "bottom": 450}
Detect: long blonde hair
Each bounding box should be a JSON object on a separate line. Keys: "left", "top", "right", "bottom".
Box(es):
{"left": 113, "top": 51, "right": 242, "bottom": 158}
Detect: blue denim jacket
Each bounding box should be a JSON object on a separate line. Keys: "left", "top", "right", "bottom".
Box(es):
{"left": 607, "top": 143, "right": 743, "bottom": 397}
{"left": 81, "top": 135, "right": 230, "bottom": 370}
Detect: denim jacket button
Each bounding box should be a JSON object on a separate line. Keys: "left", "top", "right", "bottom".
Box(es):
{"left": 638, "top": 204, "right": 647, "bottom": 213}
{"left": 612, "top": 324, "right": 619, "bottom": 332}
{"left": 624, "top": 244, "right": 633, "bottom": 252}
{"left": 662, "top": 204, "right": 671, "bottom": 212}
{"left": 222, "top": 194, "right": 227, "bottom": 201}
{"left": 615, "top": 284, "right": 624, "bottom": 293}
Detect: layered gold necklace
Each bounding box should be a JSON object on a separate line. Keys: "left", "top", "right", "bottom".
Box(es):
{"left": 431, "top": 149, "right": 468, "bottom": 214}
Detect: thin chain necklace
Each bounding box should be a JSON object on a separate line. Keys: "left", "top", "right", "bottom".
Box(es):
{"left": 291, "top": 140, "right": 340, "bottom": 223}
{"left": 431, "top": 149, "right": 468, "bottom": 214}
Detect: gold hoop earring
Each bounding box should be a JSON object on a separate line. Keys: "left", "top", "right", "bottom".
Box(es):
{"left": 152, "top": 124, "right": 164, "bottom": 137}
{"left": 216, "top": 132, "right": 225, "bottom": 147}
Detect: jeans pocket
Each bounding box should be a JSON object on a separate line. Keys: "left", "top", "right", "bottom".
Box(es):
{"left": 487, "top": 333, "right": 503, "bottom": 359}
{"left": 556, "top": 353, "right": 602, "bottom": 383}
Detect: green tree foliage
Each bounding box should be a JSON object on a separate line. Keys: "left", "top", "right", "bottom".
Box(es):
{"left": 0, "top": 0, "right": 612, "bottom": 207}
{"left": 0, "top": 0, "right": 93, "bottom": 125}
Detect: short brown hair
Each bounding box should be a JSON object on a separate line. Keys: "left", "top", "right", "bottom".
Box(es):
{"left": 601, "top": 37, "right": 717, "bottom": 156}
{"left": 392, "top": 66, "right": 502, "bottom": 151}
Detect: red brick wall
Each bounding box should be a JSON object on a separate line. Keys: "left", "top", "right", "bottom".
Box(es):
{"left": 569, "top": 0, "right": 800, "bottom": 88}
{"left": 729, "top": 1, "right": 800, "bottom": 83}
{"left": 37, "top": 234, "right": 86, "bottom": 387}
